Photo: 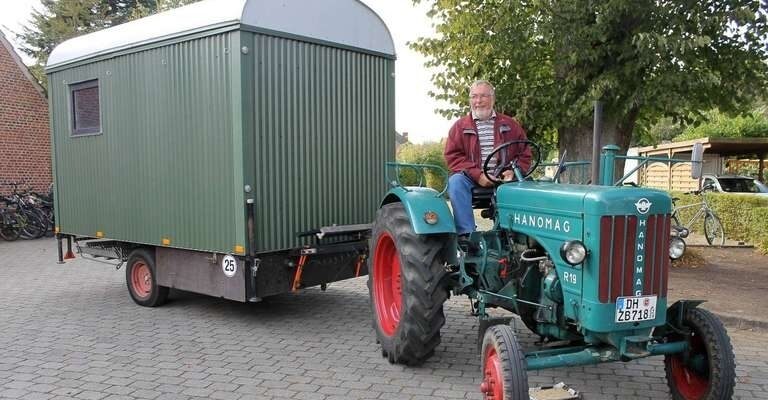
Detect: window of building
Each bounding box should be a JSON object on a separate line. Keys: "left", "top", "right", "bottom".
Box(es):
{"left": 70, "top": 80, "right": 101, "bottom": 136}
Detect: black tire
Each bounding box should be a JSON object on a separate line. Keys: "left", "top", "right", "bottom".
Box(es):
{"left": 368, "top": 203, "right": 450, "bottom": 365}
{"left": 664, "top": 308, "right": 735, "bottom": 400}
{"left": 31, "top": 209, "right": 49, "bottom": 238}
{"left": 480, "top": 325, "right": 529, "bottom": 400}
{"left": 19, "top": 212, "right": 46, "bottom": 239}
{"left": 0, "top": 216, "right": 21, "bottom": 241}
{"left": 126, "top": 248, "right": 169, "bottom": 307}
{"left": 703, "top": 212, "right": 725, "bottom": 246}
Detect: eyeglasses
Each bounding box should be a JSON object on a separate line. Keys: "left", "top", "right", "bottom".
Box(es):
{"left": 469, "top": 93, "right": 493, "bottom": 100}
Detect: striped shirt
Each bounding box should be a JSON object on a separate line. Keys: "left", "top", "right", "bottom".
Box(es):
{"left": 474, "top": 111, "right": 496, "bottom": 171}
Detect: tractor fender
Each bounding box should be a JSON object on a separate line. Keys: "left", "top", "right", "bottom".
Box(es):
{"left": 380, "top": 187, "right": 456, "bottom": 235}
{"left": 666, "top": 300, "right": 705, "bottom": 327}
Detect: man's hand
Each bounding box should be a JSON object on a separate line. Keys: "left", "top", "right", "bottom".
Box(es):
{"left": 478, "top": 174, "right": 495, "bottom": 187}
{"left": 501, "top": 170, "right": 514, "bottom": 182}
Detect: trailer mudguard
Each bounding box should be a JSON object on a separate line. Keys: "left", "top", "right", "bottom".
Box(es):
{"left": 380, "top": 187, "right": 456, "bottom": 234}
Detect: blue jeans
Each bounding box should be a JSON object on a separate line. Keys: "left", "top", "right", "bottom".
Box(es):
{"left": 448, "top": 173, "right": 478, "bottom": 235}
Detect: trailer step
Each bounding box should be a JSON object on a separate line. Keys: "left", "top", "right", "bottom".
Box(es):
{"left": 298, "top": 223, "right": 371, "bottom": 239}
{"left": 76, "top": 240, "right": 129, "bottom": 260}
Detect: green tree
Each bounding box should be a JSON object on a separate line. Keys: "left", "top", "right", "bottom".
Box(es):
{"left": 16, "top": 0, "right": 200, "bottom": 88}
{"left": 411, "top": 0, "right": 768, "bottom": 170}
{"left": 675, "top": 109, "right": 768, "bottom": 141}
{"left": 396, "top": 141, "right": 449, "bottom": 190}
{"left": 633, "top": 117, "right": 685, "bottom": 147}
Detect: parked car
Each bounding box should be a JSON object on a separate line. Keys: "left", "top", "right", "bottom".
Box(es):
{"left": 701, "top": 174, "right": 768, "bottom": 196}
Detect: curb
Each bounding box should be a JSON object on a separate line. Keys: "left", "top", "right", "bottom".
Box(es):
{"left": 713, "top": 312, "right": 768, "bottom": 333}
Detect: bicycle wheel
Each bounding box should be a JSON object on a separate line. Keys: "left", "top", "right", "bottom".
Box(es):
{"left": 19, "top": 212, "right": 46, "bottom": 239}
{"left": 704, "top": 212, "right": 725, "bottom": 246}
{"left": 0, "top": 213, "right": 21, "bottom": 241}
{"left": 671, "top": 212, "right": 682, "bottom": 228}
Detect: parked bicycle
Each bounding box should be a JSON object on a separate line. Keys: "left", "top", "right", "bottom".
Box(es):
{"left": 0, "top": 182, "right": 50, "bottom": 240}
{"left": 671, "top": 184, "right": 725, "bottom": 245}
{"left": 0, "top": 204, "right": 21, "bottom": 241}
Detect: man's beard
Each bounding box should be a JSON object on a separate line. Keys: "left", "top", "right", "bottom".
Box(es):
{"left": 474, "top": 108, "right": 493, "bottom": 120}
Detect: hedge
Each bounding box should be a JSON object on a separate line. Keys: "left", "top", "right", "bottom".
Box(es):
{"left": 669, "top": 191, "right": 768, "bottom": 253}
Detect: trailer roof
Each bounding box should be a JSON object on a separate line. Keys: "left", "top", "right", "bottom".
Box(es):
{"left": 47, "top": 0, "right": 395, "bottom": 69}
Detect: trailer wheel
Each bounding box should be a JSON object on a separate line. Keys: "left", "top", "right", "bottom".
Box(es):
{"left": 368, "top": 203, "right": 450, "bottom": 365}
{"left": 480, "top": 324, "right": 529, "bottom": 400}
{"left": 126, "top": 248, "right": 169, "bottom": 307}
{"left": 664, "top": 308, "right": 735, "bottom": 400}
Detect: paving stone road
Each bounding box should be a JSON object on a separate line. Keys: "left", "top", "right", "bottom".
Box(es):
{"left": 1, "top": 238, "right": 767, "bottom": 400}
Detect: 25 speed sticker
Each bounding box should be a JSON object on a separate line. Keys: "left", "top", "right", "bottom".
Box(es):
{"left": 222, "top": 255, "right": 237, "bottom": 278}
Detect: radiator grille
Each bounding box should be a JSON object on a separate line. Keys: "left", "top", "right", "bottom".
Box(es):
{"left": 598, "top": 214, "right": 670, "bottom": 303}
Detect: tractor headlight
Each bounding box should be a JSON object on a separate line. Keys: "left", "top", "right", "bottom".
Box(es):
{"left": 560, "top": 240, "right": 587, "bottom": 265}
{"left": 669, "top": 237, "right": 686, "bottom": 260}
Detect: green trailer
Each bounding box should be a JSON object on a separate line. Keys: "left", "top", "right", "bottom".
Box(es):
{"left": 48, "top": 0, "right": 395, "bottom": 305}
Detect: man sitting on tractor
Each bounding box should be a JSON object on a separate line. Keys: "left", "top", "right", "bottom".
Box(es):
{"left": 444, "top": 80, "right": 532, "bottom": 243}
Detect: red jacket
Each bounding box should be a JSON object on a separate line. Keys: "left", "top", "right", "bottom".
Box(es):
{"left": 444, "top": 113, "right": 532, "bottom": 182}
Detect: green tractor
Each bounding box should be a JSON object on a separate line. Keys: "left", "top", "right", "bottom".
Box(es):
{"left": 367, "top": 140, "right": 735, "bottom": 400}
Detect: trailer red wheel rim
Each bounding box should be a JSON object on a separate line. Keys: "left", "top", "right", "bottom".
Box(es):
{"left": 669, "top": 333, "right": 708, "bottom": 400}
{"left": 373, "top": 232, "right": 402, "bottom": 337}
{"left": 481, "top": 345, "right": 504, "bottom": 399}
{"left": 130, "top": 261, "right": 152, "bottom": 299}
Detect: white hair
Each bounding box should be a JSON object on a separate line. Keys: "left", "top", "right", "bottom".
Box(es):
{"left": 469, "top": 80, "right": 495, "bottom": 96}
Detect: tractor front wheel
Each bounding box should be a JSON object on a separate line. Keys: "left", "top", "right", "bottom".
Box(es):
{"left": 368, "top": 203, "right": 450, "bottom": 365}
{"left": 480, "top": 324, "right": 529, "bottom": 400}
{"left": 664, "top": 307, "right": 735, "bottom": 400}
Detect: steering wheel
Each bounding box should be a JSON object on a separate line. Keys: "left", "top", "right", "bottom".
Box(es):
{"left": 482, "top": 140, "right": 541, "bottom": 185}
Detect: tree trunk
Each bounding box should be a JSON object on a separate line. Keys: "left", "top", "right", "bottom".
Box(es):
{"left": 557, "top": 108, "right": 639, "bottom": 184}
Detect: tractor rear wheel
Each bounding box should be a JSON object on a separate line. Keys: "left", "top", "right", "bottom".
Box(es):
{"left": 368, "top": 203, "right": 450, "bottom": 365}
{"left": 664, "top": 308, "right": 735, "bottom": 400}
{"left": 480, "top": 324, "right": 529, "bottom": 400}
{"left": 126, "top": 248, "right": 169, "bottom": 307}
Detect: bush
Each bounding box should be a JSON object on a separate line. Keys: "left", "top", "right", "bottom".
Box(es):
{"left": 671, "top": 191, "right": 768, "bottom": 253}
{"left": 396, "top": 142, "right": 448, "bottom": 191}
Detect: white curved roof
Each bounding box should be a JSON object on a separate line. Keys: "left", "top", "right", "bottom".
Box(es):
{"left": 47, "top": 0, "right": 395, "bottom": 69}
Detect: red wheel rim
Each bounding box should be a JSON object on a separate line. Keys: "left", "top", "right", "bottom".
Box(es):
{"left": 130, "top": 261, "right": 152, "bottom": 299}
{"left": 373, "top": 232, "right": 402, "bottom": 337}
{"left": 480, "top": 345, "right": 504, "bottom": 399}
{"left": 669, "top": 333, "right": 708, "bottom": 400}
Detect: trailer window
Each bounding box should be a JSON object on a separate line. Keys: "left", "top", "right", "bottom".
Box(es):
{"left": 70, "top": 80, "right": 101, "bottom": 136}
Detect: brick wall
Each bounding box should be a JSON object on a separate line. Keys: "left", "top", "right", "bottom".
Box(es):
{"left": 0, "top": 35, "right": 51, "bottom": 197}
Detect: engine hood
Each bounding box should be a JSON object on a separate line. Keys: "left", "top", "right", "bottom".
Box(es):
{"left": 495, "top": 182, "right": 672, "bottom": 234}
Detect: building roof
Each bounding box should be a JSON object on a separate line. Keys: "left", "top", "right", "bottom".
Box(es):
{"left": 0, "top": 31, "right": 46, "bottom": 97}
{"left": 637, "top": 137, "right": 768, "bottom": 157}
{"left": 47, "top": 0, "right": 395, "bottom": 70}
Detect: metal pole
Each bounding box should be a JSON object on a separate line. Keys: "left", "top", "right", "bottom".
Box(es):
{"left": 591, "top": 101, "right": 603, "bottom": 185}
{"left": 56, "top": 233, "right": 64, "bottom": 264}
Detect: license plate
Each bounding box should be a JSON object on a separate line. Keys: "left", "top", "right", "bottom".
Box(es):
{"left": 615, "top": 295, "right": 657, "bottom": 323}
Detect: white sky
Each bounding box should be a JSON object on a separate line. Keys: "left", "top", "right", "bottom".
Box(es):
{"left": 0, "top": 0, "right": 454, "bottom": 144}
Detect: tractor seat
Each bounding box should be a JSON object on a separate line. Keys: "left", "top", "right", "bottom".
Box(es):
{"left": 472, "top": 187, "right": 495, "bottom": 209}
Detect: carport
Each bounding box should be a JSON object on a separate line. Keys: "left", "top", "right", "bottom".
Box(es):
{"left": 635, "top": 137, "right": 768, "bottom": 191}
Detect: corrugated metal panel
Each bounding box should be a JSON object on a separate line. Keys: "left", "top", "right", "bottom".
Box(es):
{"left": 249, "top": 33, "right": 395, "bottom": 251}
{"left": 49, "top": 33, "right": 242, "bottom": 253}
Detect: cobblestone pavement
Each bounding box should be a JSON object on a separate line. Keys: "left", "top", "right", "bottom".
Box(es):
{"left": 1, "top": 238, "right": 767, "bottom": 400}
